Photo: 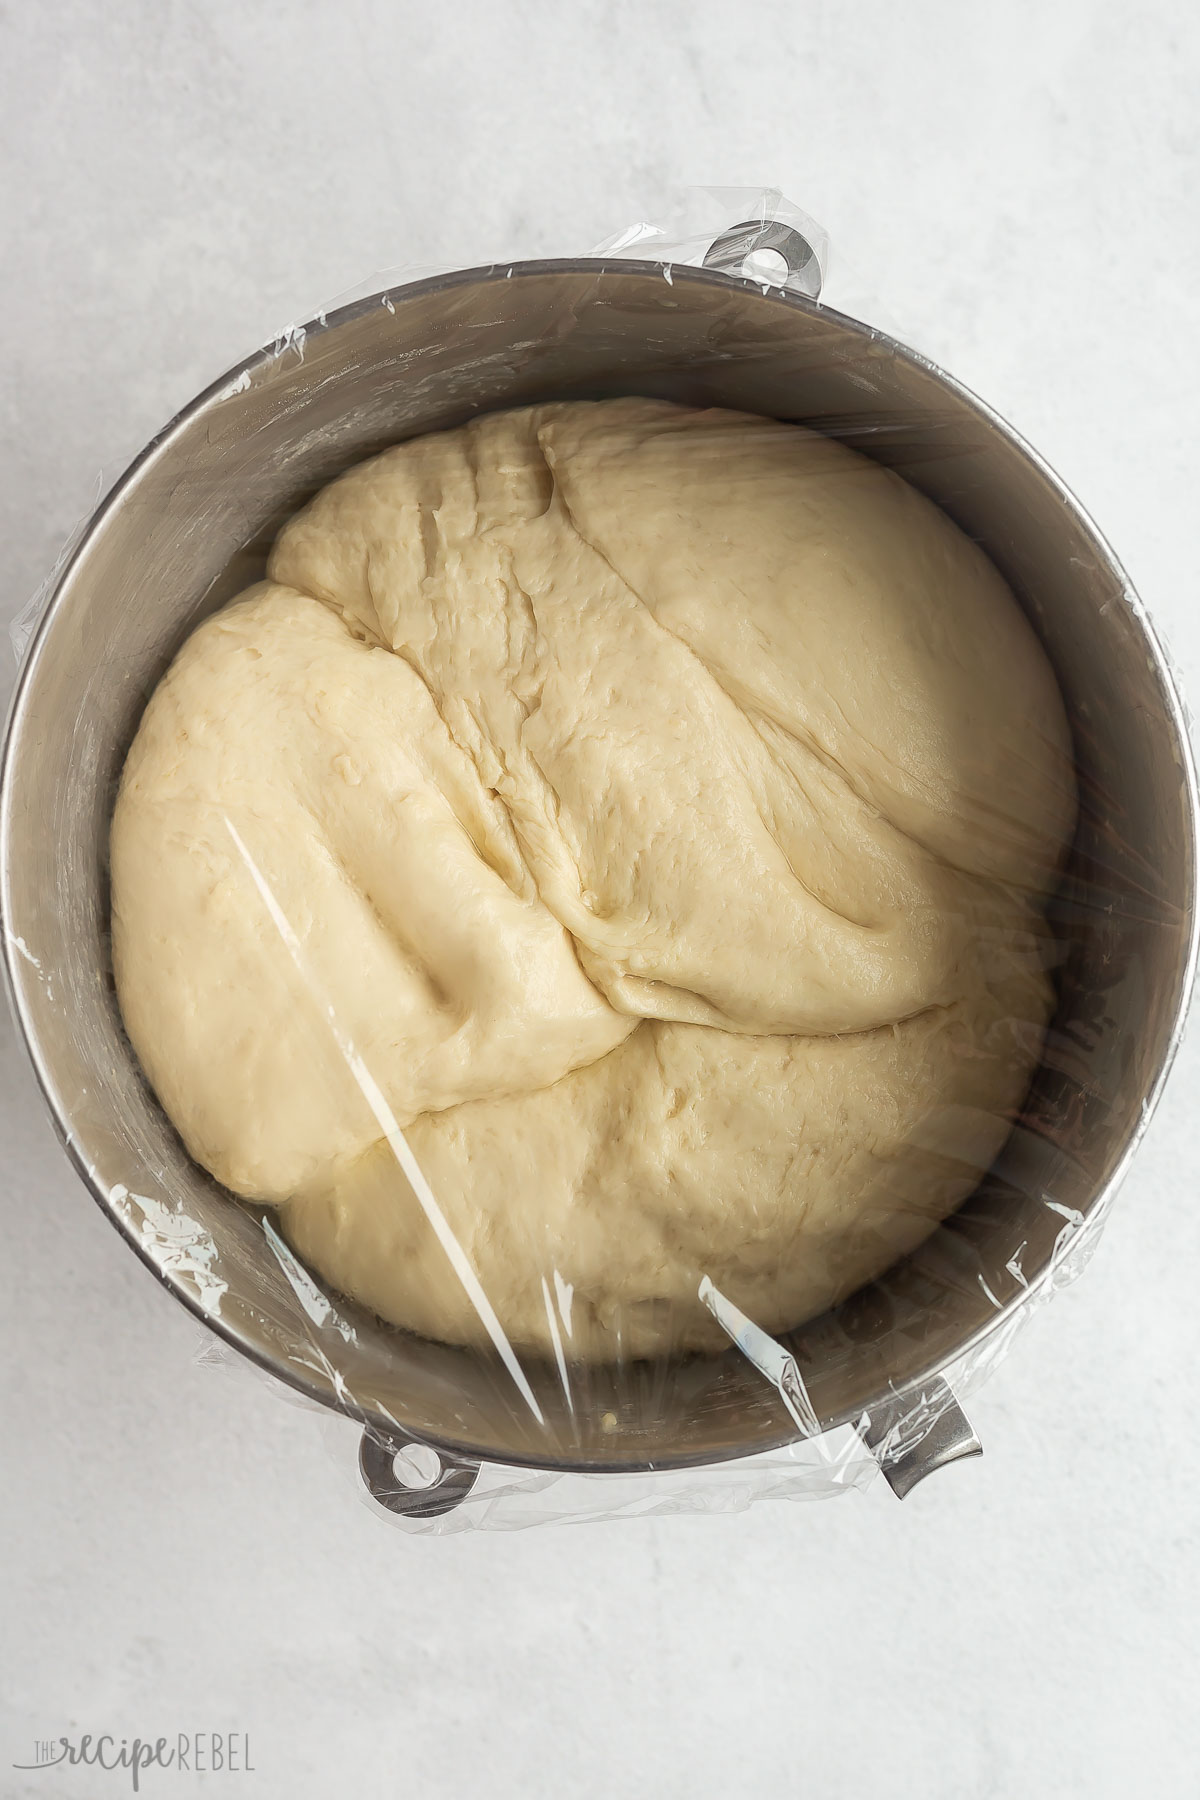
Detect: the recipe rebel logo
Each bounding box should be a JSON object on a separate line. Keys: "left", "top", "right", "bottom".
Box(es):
{"left": 13, "top": 1732, "right": 255, "bottom": 1790}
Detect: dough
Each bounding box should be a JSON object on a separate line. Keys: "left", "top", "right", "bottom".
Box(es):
{"left": 110, "top": 399, "right": 1075, "bottom": 1359}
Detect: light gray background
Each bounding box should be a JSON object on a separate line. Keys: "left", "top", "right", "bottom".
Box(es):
{"left": 2, "top": 3, "right": 1198, "bottom": 1796}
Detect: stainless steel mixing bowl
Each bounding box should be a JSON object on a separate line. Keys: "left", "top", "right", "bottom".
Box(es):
{"left": 2, "top": 239, "right": 1196, "bottom": 1509}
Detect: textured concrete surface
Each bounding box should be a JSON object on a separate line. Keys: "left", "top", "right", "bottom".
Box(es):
{"left": 2, "top": 3, "right": 1198, "bottom": 1795}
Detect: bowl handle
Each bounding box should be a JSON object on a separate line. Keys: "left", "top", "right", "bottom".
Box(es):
{"left": 358, "top": 1428, "right": 481, "bottom": 1519}
{"left": 858, "top": 1375, "right": 983, "bottom": 1500}
{"left": 701, "top": 219, "right": 823, "bottom": 299}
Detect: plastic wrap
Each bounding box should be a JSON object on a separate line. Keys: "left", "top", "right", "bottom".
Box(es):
{"left": 2, "top": 191, "right": 1195, "bottom": 1533}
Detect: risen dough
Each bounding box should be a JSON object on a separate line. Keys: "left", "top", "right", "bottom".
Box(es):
{"left": 111, "top": 400, "right": 1074, "bottom": 1358}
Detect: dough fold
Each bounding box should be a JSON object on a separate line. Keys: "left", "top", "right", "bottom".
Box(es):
{"left": 111, "top": 400, "right": 1075, "bottom": 1357}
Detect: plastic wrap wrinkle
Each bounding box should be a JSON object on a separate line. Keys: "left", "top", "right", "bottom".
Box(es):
{"left": 700, "top": 1277, "right": 822, "bottom": 1439}
{"left": 262, "top": 1218, "right": 356, "bottom": 1343}
{"left": 110, "top": 1184, "right": 229, "bottom": 1318}
{"left": 225, "top": 817, "right": 546, "bottom": 1424}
